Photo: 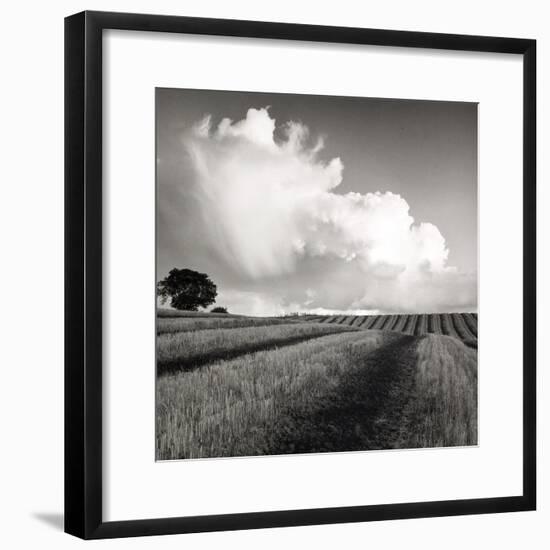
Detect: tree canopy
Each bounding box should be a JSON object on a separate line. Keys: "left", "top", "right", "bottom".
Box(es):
{"left": 157, "top": 268, "right": 217, "bottom": 311}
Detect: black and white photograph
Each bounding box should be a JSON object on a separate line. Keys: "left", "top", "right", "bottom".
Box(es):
{"left": 155, "top": 88, "right": 478, "bottom": 460}
{"left": 0, "top": 1, "right": 542, "bottom": 545}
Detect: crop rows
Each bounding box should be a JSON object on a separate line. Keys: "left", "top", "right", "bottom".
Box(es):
{"left": 157, "top": 316, "right": 292, "bottom": 334}
{"left": 157, "top": 322, "right": 361, "bottom": 375}
{"left": 315, "top": 313, "right": 477, "bottom": 346}
{"left": 156, "top": 330, "right": 386, "bottom": 460}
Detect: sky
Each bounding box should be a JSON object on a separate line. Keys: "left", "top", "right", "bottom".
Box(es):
{"left": 156, "top": 88, "right": 477, "bottom": 316}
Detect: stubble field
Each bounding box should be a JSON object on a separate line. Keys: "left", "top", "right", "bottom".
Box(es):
{"left": 156, "top": 309, "right": 478, "bottom": 460}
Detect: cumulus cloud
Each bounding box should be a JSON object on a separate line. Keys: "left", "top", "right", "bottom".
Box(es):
{"left": 178, "top": 107, "right": 476, "bottom": 314}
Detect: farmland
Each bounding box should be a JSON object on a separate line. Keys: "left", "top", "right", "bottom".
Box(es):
{"left": 311, "top": 313, "right": 478, "bottom": 348}
{"left": 156, "top": 310, "right": 478, "bottom": 460}
{"left": 157, "top": 315, "right": 295, "bottom": 335}
{"left": 157, "top": 321, "right": 360, "bottom": 374}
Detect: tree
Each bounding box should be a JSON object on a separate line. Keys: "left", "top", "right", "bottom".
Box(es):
{"left": 211, "top": 306, "right": 228, "bottom": 314}
{"left": 157, "top": 268, "right": 217, "bottom": 311}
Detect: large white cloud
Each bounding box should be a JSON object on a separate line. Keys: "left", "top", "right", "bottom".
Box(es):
{"left": 178, "top": 107, "right": 476, "bottom": 314}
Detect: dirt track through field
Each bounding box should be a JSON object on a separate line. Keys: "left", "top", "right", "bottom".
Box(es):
{"left": 264, "top": 334, "right": 420, "bottom": 454}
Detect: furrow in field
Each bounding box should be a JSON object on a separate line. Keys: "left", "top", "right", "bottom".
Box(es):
{"left": 392, "top": 315, "right": 408, "bottom": 333}
{"left": 403, "top": 314, "right": 418, "bottom": 335}
{"left": 463, "top": 313, "right": 478, "bottom": 338}
{"left": 310, "top": 316, "right": 327, "bottom": 323}
{"left": 428, "top": 314, "right": 442, "bottom": 334}
{"left": 451, "top": 313, "right": 477, "bottom": 344}
{"left": 157, "top": 322, "right": 360, "bottom": 375}
{"left": 384, "top": 315, "right": 398, "bottom": 331}
{"left": 380, "top": 315, "right": 392, "bottom": 330}
{"left": 414, "top": 314, "right": 428, "bottom": 336}
{"left": 379, "top": 315, "right": 391, "bottom": 330}
{"left": 371, "top": 315, "right": 386, "bottom": 330}
{"left": 362, "top": 316, "right": 379, "bottom": 329}
{"left": 385, "top": 315, "right": 396, "bottom": 329}
{"left": 372, "top": 315, "right": 387, "bottom": 330}
{"left": 440, "top": 313, "right": 460, "bottom": 339}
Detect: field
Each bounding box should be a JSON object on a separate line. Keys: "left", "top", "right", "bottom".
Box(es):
{"left": 157, "top": 321, "right": 361, "bottom": 374}
{"left": 311, "top": 313, "right": 478, "bottom": 348}
{"left": 156, "top": 310, "right": 478, "bottom": 460}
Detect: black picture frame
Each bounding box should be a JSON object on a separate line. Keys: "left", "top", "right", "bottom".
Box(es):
{"left": 65, "top": 10, "right": 536, "bottom": 540}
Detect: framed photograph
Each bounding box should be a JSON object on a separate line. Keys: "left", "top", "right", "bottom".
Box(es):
{"left": 65, "top": 11, "right": 536, "bottom": 539}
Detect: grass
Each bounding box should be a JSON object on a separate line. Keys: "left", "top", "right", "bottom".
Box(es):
{"left": 157, "top": 316, "right": 291, "bottom": 335}
{"left": 266, "top": 333, "right": 420, "bottom": 454}
{"left": 156, "top": 331, "right": 385, "bottom": 460}
{"left": 157, "top": 322, "right": 361, "bottom": 374}
{"left": 396, "top": 334, "right": 478, "bottom": 449}
{"left": 156, "top": 314, "right": 478, "bottom": 459}
{"left": 157, "top": 308, "right": 244, "bottom": 319}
